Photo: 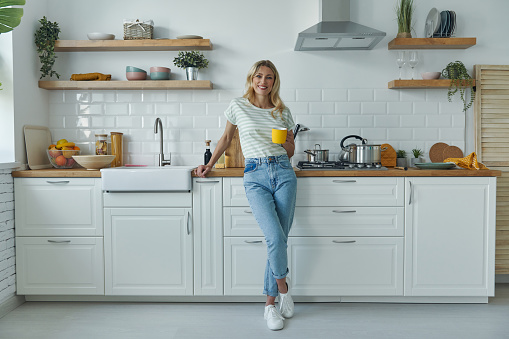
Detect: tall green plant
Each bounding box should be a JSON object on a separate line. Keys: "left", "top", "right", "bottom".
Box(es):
{"left": 34, "top": 16, "right": 60, "bottom": 79}
{"left": 0, "top": 0, "right": 25, "bottom": 89}
{"left": 396, "top": 0, "right": 414, "bottom": 34}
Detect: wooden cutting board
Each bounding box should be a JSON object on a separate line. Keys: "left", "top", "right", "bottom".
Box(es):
{"left": 225, "top": 128, "right": 244, "bottom": 168}
{"left": 24, "top": 125, "right": 52, "bottom": 169}
{"left": 381, "top": 143, "right": 397, "bottom": 167}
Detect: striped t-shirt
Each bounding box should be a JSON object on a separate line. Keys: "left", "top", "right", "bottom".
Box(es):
{"left": 224, "top": 97, "right": 295, "bottom": 158}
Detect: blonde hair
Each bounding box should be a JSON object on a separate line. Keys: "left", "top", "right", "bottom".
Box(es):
{"left": 243, "top": 60, "right": 285, "bottom": 120}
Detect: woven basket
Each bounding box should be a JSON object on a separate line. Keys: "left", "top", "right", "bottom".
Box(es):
{"left": 123, "top": 19, "right": 153, "bottom": 40}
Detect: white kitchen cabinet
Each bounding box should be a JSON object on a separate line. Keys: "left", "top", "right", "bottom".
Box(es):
{"left": 104, "top": 207, "right": 193, "bottom": 296}
{"left": 404, "top": 177, "right": 496, "bottom": 297}
{"left": 289, "top": 237, "right": 403, "bottom": 296}
{"left": 14, "top": 178, "right": 103, "bottom": 236}
{"left": 192, "top": 178, "right": 223, "bottom": 295}
{"left": 16, "top": 237, "right": 104, "bottom": 295}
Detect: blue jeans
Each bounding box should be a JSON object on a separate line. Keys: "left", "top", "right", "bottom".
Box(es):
{"left": 243, "top": 155, "right": 297, "bottom": 297}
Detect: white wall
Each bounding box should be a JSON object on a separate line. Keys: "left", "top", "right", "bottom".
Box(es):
{"left": 10, "top": 0, "right": 509, "bottom": 165}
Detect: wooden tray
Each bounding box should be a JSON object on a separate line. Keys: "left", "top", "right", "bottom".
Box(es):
{"left": 381, "top": 143, "right": 397, "bottom": 167}
{"left": 24, "top": 125, "right": 52, "bottom": 169}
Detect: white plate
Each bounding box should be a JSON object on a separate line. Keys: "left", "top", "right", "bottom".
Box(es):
{"left": 24, "top": 125, "right": 52, "bottom": 170}
{"left": 425, "top": 8, "right": 440, "bottom": 38}
{"left": 176, "top": 35, "right": 203, "bottom": 39}
{"left": 87, "top": 33, "right": 115, "bottom": 40}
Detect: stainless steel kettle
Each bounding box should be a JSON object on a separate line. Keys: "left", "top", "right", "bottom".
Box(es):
{"left": 339, "top": 135, "right": 366, "bottom": 162}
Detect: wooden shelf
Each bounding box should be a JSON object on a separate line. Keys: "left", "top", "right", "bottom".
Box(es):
{"left": 38, "top": 80, "right": 213, "bottom": 90}
{"left": 388, "top": 37, "right": 476, "bottom": 50}
{"left": 388, "top": 79, "right": 475, "bottom": 89}
{"left": 54, "top": 39, "right": 212, "bottom": 52}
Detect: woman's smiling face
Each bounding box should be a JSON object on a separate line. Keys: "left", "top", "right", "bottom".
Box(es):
{"left": 251, "top": 66, "right": 274, "bottom": 96}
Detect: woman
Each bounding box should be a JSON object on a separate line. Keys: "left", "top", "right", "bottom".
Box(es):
{"left": 195, "top": 60, "right": 297, "bottom": 331}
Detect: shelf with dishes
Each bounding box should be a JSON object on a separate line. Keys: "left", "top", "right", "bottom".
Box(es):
{"left": 38, "top": 80, "right": 213, "bottom": 90}
{"left": 54, "top": 39, "right": 212, "bottom": 52}
{"left": 388, "top": 37, "right": 476, "bottom": 50}
{"left": 388, "top": 79, "right": 475, "bottom": 89}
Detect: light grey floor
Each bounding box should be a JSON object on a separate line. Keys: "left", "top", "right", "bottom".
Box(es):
{"left": 1, "top": 285, "right": 509, "bottom": 339}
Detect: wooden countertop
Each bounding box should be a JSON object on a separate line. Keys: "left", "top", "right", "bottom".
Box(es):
{"left": 12, "top": 167, "right": 502, "bottom": 178}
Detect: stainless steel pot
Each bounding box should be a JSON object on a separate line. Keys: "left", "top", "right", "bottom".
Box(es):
{"left": 304, "top": 144, "right": 329, "bottom": 162}
{"left": 339, "top": 135, "right": 385, "bottom": 164}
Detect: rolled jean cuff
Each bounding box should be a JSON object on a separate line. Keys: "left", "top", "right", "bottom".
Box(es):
{"left": 272, "top": 268, "right": 289, "bottom": 280}
{"left": 264, "top": 289, "right": 279, "bottom": 298}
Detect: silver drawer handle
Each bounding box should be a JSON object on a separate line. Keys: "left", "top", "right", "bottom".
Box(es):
{"left": 244, "top": 210, "right": 252, "bottom": 214}
{"left": 47, "top": 240, "right": 71, "bottom": 243}
{"left": 332, "top": 210, "right": 356, "bottom": 213}
{"left": 332, "top": 180, "right": 356, "bottom": 183}
{"left": 244, "top": 240, "right": 262, "bottom": 244}
{"left": 186, "top": 211, "right": 191, "bottom": 235}
{"left": 196, "top": 180, "right": 220, "bottom": 183}
{"left": 332, "top": 240, "right": 356, "bottom": 244}
{"left": 46, "top": 180, "right": 70, "bottom": 184}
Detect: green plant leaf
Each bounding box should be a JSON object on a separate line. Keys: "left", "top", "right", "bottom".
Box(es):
{"left": 0, "top": 0, "right": 25, "bottom": 33}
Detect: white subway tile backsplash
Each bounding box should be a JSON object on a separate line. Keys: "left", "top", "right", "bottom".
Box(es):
{"left": 387, "top": 128, "right": 412, "bottom": 140}
{"left": 105, "top": 104, "right": 129, "bottom": 115}
{"left": 170, "top": 141, "right": 194, "bottom": 154}
{"left": 181, "top": 103, "right": 206, "bottom": 115}
{"left": 348, "top": 89, "right": 373, "bottom": 102}
{"left": 130, "top": 103, "right": 154, "bottom": 116}
{"left": 49, "top": 116, "right": 65, "bottom": 129}
{"left": 310, "top": 102, "right": 335, "bottom": 115}
{"left": 314, "top": 128, "right": 335, "bottom": 140}
{"left": 288, "top": 102, "right": 309, "bottom": 115}
{"left": 193, "top": 116, "right": 220, "bottom": 128}
{"left": 76, "top": 130, "right": 94, "bottom": 142}
{"left": 50, "top": 129, "right": 79, "bottom": 143}
{"left": 322, "top": 115, "right": 348, "bottom": 128}
{"left": 401, "top": 115, "right": 426, "bottom": 127}
{"left": 413, "top": 128, "right": 439, "bottom": 140}
{"left": 50, "top": 103, "right": 78, "bottom": 116}
{"left": 127, "top": 141, "right": 142, "bottom": 153}
{"left": 348, "top": 115, "right": 374, "bottom": 128}
{"left": 128, "top": 129, "right": 157, "bottom": 141}
{"left": 206, "top": 103, "right": 229, "bottom": 116}
{"left": 280, "top": 88, "right": 296, "bottom": 102}
{"left": 296, "top": 89, "right": 321, "bottom": 102}
{"left": 91, "top": 116, "right": 115, "bottom": 128}
{"left": 180, "top": 128, "right": 206, "bottom": 142}
{"left": 293, "top": 115, "right": 322, "bottom": 128}
{"left": 116, "top": 116, "right": 143, "bottom": 128}
{"left": 414, "top": 102, "right": 439, "bottom": 115}
{"left": 387, "top": 102, "right": 412, "bottom": 115}
{"left": 425, "top": 89, "right": 445, "bottom": 102}
{"left": 426, "top": 115, "right": 452, "bottom": 127}
{"left": 92, "top": 91, "right": 116, "bottom": 103}
{"left": 49, "top": 91, "right": 64, "bottom": 103}
{"left": 361, "top": 102, "right": 387, "bottom": 115}
{"left": 218, "top": 90, "right": 243, "bottom": 102}
{"left": 155, "top": 103, "right": 180, "bottom": 115}
{"left": 141, "top": 141, "right": 160, "bottom": 153}
{"left": 323, "top": 89, "right": 347, "bottom": 102}
{"left": 439, "top": 101, "right": 464, "bottom": 114}
{"left": 192, "top": 90, "right": 219, "bottom": 103}
{"left": 142, "top": 91, "right": 167, "bottom": 103}
{"left": 361, "top": 128, "right": 387, "bottom": 142}
{"left": 439, "top": 128, "right": 465, "bottom": 141}
{"left": 374, "top": 89, "right": 399, "bottom": 102}
{"left": 206, "top": 129, "right": 224, "bottom": 142}
{"left": 64, "top": 91, "right": 90, "bottom": 103}
{"left": 374, "top": 115, "right": 399, "bottom": 128}
{"left": 452, "top": 115, "right": 466, "bottom": 128}
{"left": 336, "top": 102, "right": 361, "bottom": 115}
{"left": 335, "top": 128, "right": 361, "bottom": 140}
{"left": 127, "top": 154, "right": 157, "bottom": 166}
{"left": 167, "top": 91, "right": 192, "bottom": 102}
{"left": 168, "top": 116, "right": 193, "bottom": 129}
{"left": 79, "top": 104, "right": 104, "bottom": 115}
{"left": 65, "top": 116, "right": 90, "bottom": 128}
{"left": 117, "top": 91, "right": 142, "bottom": 103}
{"left": 400, "top": 90, "right": 426, "bottom": 102}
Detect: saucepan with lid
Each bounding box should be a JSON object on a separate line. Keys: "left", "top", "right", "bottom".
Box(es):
{"left": 304, "top": 144, "right": 329, "bottom": 162}
{"left": 339, "top": 135, "right": 385, "bottom": 164}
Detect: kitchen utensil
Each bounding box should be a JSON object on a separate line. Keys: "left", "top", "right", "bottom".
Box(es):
{"left": 429, "top": 142, "right": 449, "bottom": 162}
{"left": 415, "top": 162, "right": 456, "bottom": 169}
{"left": 339, "top": 135, "right": 385, "bottom": 164}
{"left": 421, "top": 72, "right": 441, "bottom": 80}
{"left": 225, "top": 128, "right": 244, "bottom": 168}
{"left": 72, "top": 155, "right": 115, "bottom": 170}
{"left": 380, "top": 143, "right": 397, "bottom": 167}
{"left": 394, "top": 166, "right": 408, "bottom": 170}
{"left": 293, "top": 124, "right": 310, "bottom": 139}
{"left": 24, "top": 125, "right": 52, "bottom": 169}
{"left": 87, "top": 33, "right": 115, "bottom": 40}
{"left": 304, "top": 144, "right": 329, "bottom": 163}
{"left": 272, "top": 128, "right": 287, "bottom": 144}
{"left": 425, "top": 8, "right": 440, "bottom": 38}
{"left": 176, "top": 35, "right": 203, "bottom": 39}
{"left": 443, "top": 145, "right": 463, "bottom": 159}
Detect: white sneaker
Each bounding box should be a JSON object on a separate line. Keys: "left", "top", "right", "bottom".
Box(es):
{"left": 278, "top": 277, "right": 294, "bottom": 318}
{"left": 264, "top": 304, "right": 284, "bottom": 330}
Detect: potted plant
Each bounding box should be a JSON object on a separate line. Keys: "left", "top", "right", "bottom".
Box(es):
{"left": 173, "top": 50, "right": 209, "bottom": 80}
{"left": 395, "top": 0, "right": 414, "bottom": 38}
{"left": 410, "top": 148, "right": 424, "bottom": 167}
{"left": 441, "top": 61, "right": 475, "bottom": 112}
{"left": 0, "top": 0, "right": 25, "bottom": 89}
{"left": 396, "top": 150, "right": 407, "bottom": 167}
{"left": 34, "top": 16, "right": 61, "bottom": 79}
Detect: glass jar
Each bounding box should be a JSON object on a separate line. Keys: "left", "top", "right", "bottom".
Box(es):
{"left": 95, "top": 134, "right": 108, "bottom": 155}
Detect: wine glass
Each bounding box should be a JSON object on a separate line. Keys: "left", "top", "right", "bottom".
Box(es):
{"left": 396, "top": 51, "right": 406, "bottom": 80}
{"left": 408, "top": 51, "right": 419, "bottom": 80}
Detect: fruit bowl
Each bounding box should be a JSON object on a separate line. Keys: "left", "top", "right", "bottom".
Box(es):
{"left": 72, "top": 155, "right": 115, "bottom": 170}
{"left": 47, "top": 149, "right": 81, "bottom": 169}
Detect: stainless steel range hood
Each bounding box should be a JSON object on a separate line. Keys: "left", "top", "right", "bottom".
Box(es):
{"left": 295, "top": 0, "right": 386, "bottom": 51}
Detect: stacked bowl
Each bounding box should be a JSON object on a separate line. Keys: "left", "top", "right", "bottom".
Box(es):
{"left": 126, "top": 66, "right": 147, "bottom": 80}
{"left": 150, "top": 66, "right": 171, "bottom": 80}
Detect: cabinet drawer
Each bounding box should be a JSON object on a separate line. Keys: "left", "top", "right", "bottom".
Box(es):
{"left": 15, "top": 237, "right": 104, "bottom": 295}
{"left": 289, "top": 237, "right": 403, "bottom": 296}
{"left": 14, "top": 178, "right": 103, "bottom": 236}
{"left": 223, "top": 178, "right": 249, "bottom": 207}
{"left": 103, "top": 192, "right": 192, "bottom": 208}
{"left": 296, "top": 177, "right": 404, "bottom": 207}
{"left": 224, "top": 207, "right": 404, "bottom": 237}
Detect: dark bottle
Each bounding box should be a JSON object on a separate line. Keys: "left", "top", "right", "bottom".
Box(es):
{"left": 204, "top": 140, "right": 212, "bottom": 165}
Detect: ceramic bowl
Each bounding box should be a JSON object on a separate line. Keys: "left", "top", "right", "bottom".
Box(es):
{"left": 421, "top": 72, "right": 441, "bottom": 80}
{"left": 126, "top": 66, "right": 146, "bottom": 73}
{"left": 72, "top": 155, "right": 115, "bottom": 170}
{"left": 150, "top": 72, "right": 170, "bottom": 80}
{"left": 126, "top": 72, "right": 147, "bottom": 80}
{"left": 47, "top": 149, "right": 80, "bottom": 169}
{"left": 150, "top": 66, "right": 171, "bottom": 73}
{"left": 87, "top": 33, "right": 115, "bottom": 40}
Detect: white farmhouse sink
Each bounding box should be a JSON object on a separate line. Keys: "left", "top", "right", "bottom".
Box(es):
{"left": 100, "top": 166, "right": 196, "bottom": 191}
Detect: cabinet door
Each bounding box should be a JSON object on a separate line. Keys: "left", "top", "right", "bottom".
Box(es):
{"left": 289, "top": 237, "right": 403, "bottom": 296}
{"left": 16, "top": 237, "right": 104, "bottom": 295}
{"left": 193, "top": 178, "right": 223, "bottom": 295}
{"left": 223, "top": 178, "right": 249, "bottom": 207}
{"left": 405, "top": 177, "right": 496, "bottom": 297}
{"left": 104, "top": 208, "right": 193, "bottom": 296}
{"left": 224, "top": 237, "right": 268, "bottom": 296}
{"left": 14, "top": 178, "right": 103, "bottom": 236}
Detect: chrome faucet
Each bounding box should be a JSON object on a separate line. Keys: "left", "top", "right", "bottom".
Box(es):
{"left": 154, "top": 117, "right": 171, "bottom": 166}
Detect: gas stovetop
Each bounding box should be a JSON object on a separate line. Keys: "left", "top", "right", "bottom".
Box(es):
{"left": 296, "top": 161, "right": 388, "bottom": 170}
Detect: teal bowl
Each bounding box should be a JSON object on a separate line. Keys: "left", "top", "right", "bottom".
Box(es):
{"left": 126, "top": 66, "right": 146, "bottom": 73}
{"left": 150, "top": 72, "right": 170, "bottom": 80}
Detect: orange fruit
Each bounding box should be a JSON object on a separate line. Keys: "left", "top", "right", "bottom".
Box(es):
{"left": 74, "top": 146, "right": 80, "bottom": 150}
{"left": 55, "top": 155, "right": 67, "bottom": 166}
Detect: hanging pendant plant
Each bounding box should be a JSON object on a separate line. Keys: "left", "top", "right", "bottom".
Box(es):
{"left": 442, "top": 61, "right": 475, "bottom": 112}
{"left": 34, "top": 16, "right": 61, "bottom": 79}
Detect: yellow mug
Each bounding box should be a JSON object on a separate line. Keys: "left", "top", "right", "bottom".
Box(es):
{"left": 272, "top": 128, "right": 287, "bottom": 144}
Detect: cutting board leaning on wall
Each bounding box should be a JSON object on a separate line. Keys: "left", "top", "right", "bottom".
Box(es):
{"left": 225, "top": 128, "right": 245, "bottom": 168}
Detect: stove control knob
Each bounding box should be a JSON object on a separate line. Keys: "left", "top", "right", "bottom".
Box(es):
{"left": 349, "top": 164, "right": 355, "bottom": 168}
{"left": 357, "top": 164, "right": 364, "bottom": 168}
{"left": 366, "top": 164, "right": 372, "bottom": 168}
{"left": 375, "top": 164, "right": 382, "bottom": 168}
